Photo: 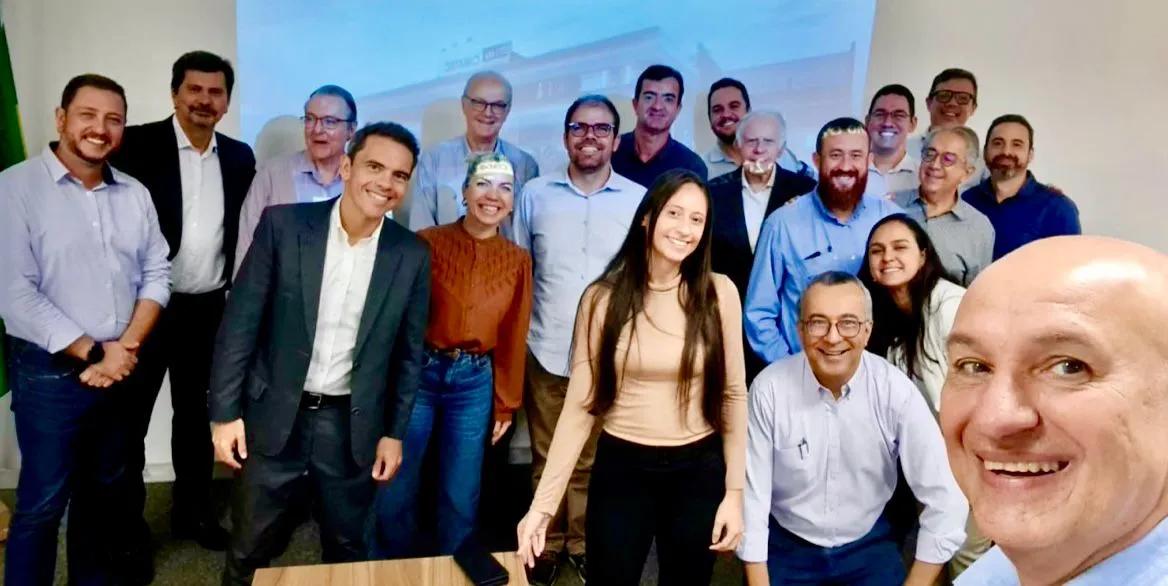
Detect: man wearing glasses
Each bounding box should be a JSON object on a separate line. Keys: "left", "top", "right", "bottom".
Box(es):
{"left": 905, "top": 69, "right": 979, "bottom": 177}
{"left": 407, "top": 71, "right": 538, "bottom": 238}
{"left": 867, "top": 84, "right": 921, "bottom": 195}
{"left": 892, "top": 128, "right": 995, "bottom": 286}
{"left": 512, "top": 95, "right": 645, "bottom": 585}
{"left": 739, "top": 272, "right": 968, "bottom": 586}
{"left": 235, "top": 85, "right": 357, "bottom": 276}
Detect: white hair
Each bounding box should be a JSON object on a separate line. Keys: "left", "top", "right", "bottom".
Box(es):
{"left": 922, "top": 126, "right": 980, "bottom": 169}
{"left": 735, "top": 110, "right": 788, "bottom": 150}
{"left": 463, "top": 70, "right": 513, "bottom": 104}
{"left": 798, "top": 271, "right": 874, "bottom": 321}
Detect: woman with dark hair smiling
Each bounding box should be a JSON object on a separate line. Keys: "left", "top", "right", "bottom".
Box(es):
{"left": 516, "top": 170, "right": 747, "bottom": 585}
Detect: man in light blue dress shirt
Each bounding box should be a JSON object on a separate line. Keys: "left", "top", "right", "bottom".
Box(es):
{"left": 744, "top": 117, "right": 902, "bottom": 365}
{"left": 407, "top": 71, "right": 538, "bottom": 239}
{"left": 942, "top": 236, "right": 1168, "bottom": 586}
{"left": 740, "top": 272, "right": 968, "bottom": 586}
{"left": 512, "top": 95, "right": 645, "bottom": 585}
{"left": 0, "top": 75, "right": 171, "bottom": 586}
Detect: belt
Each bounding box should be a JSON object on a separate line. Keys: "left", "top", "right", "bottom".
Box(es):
{"left": 426, "top": 346, "right": 484, "bottom": 360}
{"left": 300, "top": 392, "right": 350, "bottom": 410}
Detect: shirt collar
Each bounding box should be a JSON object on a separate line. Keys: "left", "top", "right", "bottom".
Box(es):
{"left": 907, "top": 189, "right": 970, "bottom": 220}
{"left": 706, "top": 144, "right": 732, "bottom": 165}
{"left": 295, "top": 150, "right": 343, "bottom": 187}
{"left": 42, "top": 143, "right": 117, "bottom": 187}
{"left": 173, "top": 115, "right": 218, "bottom": 153}
{"left": 551, "top": 167, "right": 625, "bottom": 196}
{"left": 461, "top": 134, "right": 503, "bottom": 158}
{"left": 803, "top": 351, "right": 868, "bottom": 401}
{"left": 330, "top": 196, "right": 383, "bottom": 248}
{"left": 741, "top": 166, "right": 777, "bottom": 194}
{"left": 870, "top": 151, "right": 918, "bottom": 175}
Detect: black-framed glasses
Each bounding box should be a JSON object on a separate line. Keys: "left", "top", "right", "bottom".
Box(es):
{"left": 922, "top": 149, "right": 964, "bottom": 168}
{"left": 869, "top": 109, "right": 911, "bottom": 123}
{"left": 463, "top": 96, "right": 509, "bottom": 114}
{"left": 929, "top": 90, "right": 975, "bottom": 106}
{"left": 801, "top": 317, "right": 865, "bottom": 338}
{"left": 301, "top": 115, "right": 352, "bottom": 131}
{"left": 567, "top": 122, "right": 614, "bottom": 138}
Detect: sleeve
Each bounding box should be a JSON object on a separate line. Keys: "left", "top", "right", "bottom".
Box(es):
{"left": 209, "top": 208, "right": 278, "bottom": 422}
{"left": 1045, "top": 196, "right": 1082, "bottom": 237}
{"left": 385, "top": 245, "right": 432, "bottom": 439}
{"left": 736, "top": 370, "right": 778, "bottom": 563}
{"left": 492, "top": 253, "right": 534, "bottom": 422}
{"left": 407, "top": 149, "right": 439, "bottom": 232}
{"left": 528, "top": 284, "right": 605, "bottom": 516}
{"left": 896, "top": 373, "right": 970, "bottom": 564}
{"left": 969, "top": 221, "right": 995, "bottom": 285}
{"left": 136, "top": 188, "right": 172, "bottom": 307}
{"left": 234, "top": 163, "right": 275, "bottom": 279}
{"left": 716, "top": 275, "right": 748, "bottom": 491}
{"left": 743, "top": 214, "right": 790, "bottom": 362}
{"left": 511, "top": 182, "right": 535, "bottom": 251}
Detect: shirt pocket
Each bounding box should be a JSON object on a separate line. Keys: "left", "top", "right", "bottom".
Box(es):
{"left": 772, "top": 441, "right": 813, "bottom": 498}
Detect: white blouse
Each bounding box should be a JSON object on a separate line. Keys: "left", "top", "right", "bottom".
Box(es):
{"left": 887, "top": 279, "right": 966, "bottom": 414}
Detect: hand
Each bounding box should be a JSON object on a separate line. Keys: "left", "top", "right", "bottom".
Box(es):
{"left": 79, "top": 365, "right": 115, "bottom": 388}
{"left": 516, "top": 509, "right": 552, "bottom": 568}
{"left": 211, "top": 419, "right": 248, "bottom": 470}
{"left": 95, "top": 340, "right": 137, "bottom": 381}
{"left": 491, "top": 419, "right": 512, "bottom": 445}
{"left": 372, "top": 437, "right": 402, "bottom": 481}
{"left": 710, "top": 490, "right": 744, "bottom": 552}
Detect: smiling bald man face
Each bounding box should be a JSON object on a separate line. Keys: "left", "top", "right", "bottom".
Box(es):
{"left": 940, "top": 235, "right": 1168, "bottom": 584}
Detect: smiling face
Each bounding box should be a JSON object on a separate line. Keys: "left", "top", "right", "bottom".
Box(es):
{"left": 172, "top": 70, "right": 229, "bottom": 132}
{"left": 648, "top": 182, "right": 708, "bottom": 266}
{"left": 461, "top": 77, "right": 510, "bottom": 143}
{"left": 813, "top": 131, "right": 870, "bottom": 210}
{"left": 634, "top": 77, "right": 682, "bottom": 134}
{"left": 339, "top": 135, "right": 414, "bottom": 219}
{"left": 867, "top": 220, "right": 926, "bottom": 290}
{"left": 56, "top": 86, "right": 126, "bottom": 166}
{"left": 926, "top": 77, "right": 977, "bottom": 130}
{"left": 799, "top": 281, "right": 872, "bottom": 387}
{"left": 919, "top": 130, "right": 973, "bottom": 196}
{"left": 463, "top": 171, "right": 514, "bottom": 231}
{"left": 867, "top": 93, "right": 916, "bottom": 154}
{"left": 709, "top": 85, "right": 748, "bottom": 144}
{"left": 565, "top": 103, "right": 619, "bottom": 173}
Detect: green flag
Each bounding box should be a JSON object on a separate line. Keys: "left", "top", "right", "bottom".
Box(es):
{"left": 0, "top": 12, "right": 28, "bottom": 397}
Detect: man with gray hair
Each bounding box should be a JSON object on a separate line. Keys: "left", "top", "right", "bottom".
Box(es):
{"left": 704, "top": 77, "right": 814, "bottom": 180}
{"left": 739, "top": 271, "right": 969, "bottom": 585}
{"left": 891, "top": 127, "right": 995, "bottom": 286}
{"left": 407, "top": 70, "right": 538, "bottom": 237}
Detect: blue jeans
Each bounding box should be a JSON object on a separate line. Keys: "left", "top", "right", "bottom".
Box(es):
{"left": 3, "top": 336, "right": 129, "bottom": 586}
{"left": 767, "top": 513, "right": 906, "bottom": 585}
{"left": 368, "top": 350, "right": 493, "bottom": 558}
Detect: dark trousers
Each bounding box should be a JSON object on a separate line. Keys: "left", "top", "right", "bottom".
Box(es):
{"left": 585, "top": 432, "right": 725, "bottom": 586}
{"left": 123, "top": 289, "right": 225, "bottom": 535}
{"left": 3, "top": 336, "right": 129, "bottom": 586}
{"left": 369, "top": 350, "right": 494, "bottom": 558}
{"left": 766, "top": 514, "right": 906, "bottom": 585}
{"left": 222, "top": 397, "right": 374, "bottom": 586}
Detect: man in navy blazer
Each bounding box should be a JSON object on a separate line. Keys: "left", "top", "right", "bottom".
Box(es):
{"left": 708, "top": 111, "right": 815, "bottom": 382}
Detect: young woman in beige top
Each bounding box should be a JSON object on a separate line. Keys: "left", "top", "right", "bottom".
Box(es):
{"left": 516, "top": 170, "right": 749, "bottom": 585}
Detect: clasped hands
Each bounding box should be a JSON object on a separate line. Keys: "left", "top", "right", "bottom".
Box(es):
{"left": 79, "top": 339, "right": 139, "bottom": 388}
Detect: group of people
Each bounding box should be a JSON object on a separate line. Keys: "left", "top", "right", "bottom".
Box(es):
{"left": 1, "top": 45, "right": 1164, "bottom": 586}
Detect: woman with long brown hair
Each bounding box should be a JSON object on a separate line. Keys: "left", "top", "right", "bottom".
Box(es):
{"left": 516, "top": 170, "right": 747, "bottom": 585}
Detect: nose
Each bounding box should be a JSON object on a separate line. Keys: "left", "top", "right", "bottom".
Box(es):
{"left": 823, "top": 324, "right": 844, "bottom": 344}
{"left": 967, "top": 372, "right": 1040, "bottom": 441}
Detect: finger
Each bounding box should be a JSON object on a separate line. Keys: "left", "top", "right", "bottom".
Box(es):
{"left": 371, "top": 457, "right": 386, "bottom": 481}
{"left": 216, "top": 444, "right": 241, "bottom": 469}
{"left": 533, "top": 528, "right": 545, "bottom": 559}
{"left": 711, "top": 517, "right": 726, "bottom": 543}
{"left": 236, "top": 432, "right": 248, "bottom": 460}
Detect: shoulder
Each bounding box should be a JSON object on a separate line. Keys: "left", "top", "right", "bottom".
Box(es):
{"left": 610, "top": 172, "right": 646, "bottom": 196}
{"left": 521, "top": 173, "right": 558, "bottom": 193}
{"left": 707, "top": 169, "right": 738, "bottom": 189}
{"left": 501, "top": 139, "right": 538, "bottom": 164}
{"left": 890, "top": 188, "right": 918, "bottom": 208}
{"left": 775, "top": 167, "right": 816, "bottom": 192}
{"left": 927, "top": 279, "right": 966, "bottom": 314}
{"left": 579, "top": 280, "right": 613, "bottom": 313}
{"left": 861, "top": 351, "right": 919, "bottom": 406}
{"left": 711, "top": 273, "right": 740, "bottom": 303}
{"left": 754, "top": 352, "right": 809, "bottom": 392}
{"left": 109, "top": 167, "right": 152, "bottom": 196}
{"left": 216, "top": 132, "right": 256, "bottom": 161}
{"left": 383, "top": 220, "right": 428, "bottom": 253}
{"left": 0, "top": 156, "right": 40, "bottom": 186}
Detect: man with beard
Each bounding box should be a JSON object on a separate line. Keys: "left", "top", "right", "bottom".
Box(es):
{"left": 744, "top": 117, "right": 902, "bottom": 365}
{"left": 408, "top": 71, "right": 538, "bottom": 238}
{"left": 0, "top": 74, "right": 170, "bottom": 586}
{"left": 612, "top": 64, "right": 708, "bottom": 188}
{"left": 704, "top": 78, "right": 813, "bottom": 180}
{"left": 513, "top": 95, "right": 646, "bottom": 585}
{"left": 963, "top": 115, "right": 1080, "bottom": 260}
{"left": 867, "top": 84, "right": 920, "bottom": 195}
{"left": 109, "top": 50, "right": 256, "bottom": 580}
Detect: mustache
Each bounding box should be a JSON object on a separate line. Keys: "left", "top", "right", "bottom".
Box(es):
{"left": 829, "top": 169, "right": 860, "bottom": 180}
{"left": 990, "top": 154, "right": 1021, "bottom": 167}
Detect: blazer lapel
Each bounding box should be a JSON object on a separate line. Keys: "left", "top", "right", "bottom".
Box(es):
{"left": 299, "top": 205, "right": 331, "bottom": 339}
{"left": 161, "top": 117, "right": 184, "bottom": 243}
{"left": 354, "top": 231, "right": 403, "bottom": 356}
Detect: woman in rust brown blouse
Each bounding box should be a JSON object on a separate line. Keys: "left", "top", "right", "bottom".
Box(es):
{"left": 370, "top": 152, "right": 533, "bottom": 558}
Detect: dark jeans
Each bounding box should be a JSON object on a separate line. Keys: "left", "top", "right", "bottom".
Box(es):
{"left": 3, "top": 336, "right": 129, "bottom": 586}
{"left": 586, "top": 432, "right": 725, "bottom": 586}
{"left": 223, "top": 397, "right": 374, "bottom": 586}
{"left": 369, "top": 350, "right": 493, "bottom": 558}
{"left": 766, "top": 513, "right": 906, "bottom": 585}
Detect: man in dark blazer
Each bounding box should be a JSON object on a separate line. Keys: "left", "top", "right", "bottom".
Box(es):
{"left": 209, "top": 122, "right": 430, "bottom": 586}
{"left": 108, "top": 51, "right": 256, "bottom": 569}
{"left": 708, "top": 111, "right": 815, "bottom": 382}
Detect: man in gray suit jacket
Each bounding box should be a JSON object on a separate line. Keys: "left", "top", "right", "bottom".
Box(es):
{"left": 208, "top": 122, "right": 431, "bottom": 585}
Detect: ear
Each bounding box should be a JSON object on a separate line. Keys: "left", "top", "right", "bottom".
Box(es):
{"left": 340, "top": 154, "right": 353, "bottom": 182}
{"left": 641, "top": 214, "right": 648, "bottom": 228}
{"left": 909, "top": 116, "right": 918, "bottom": 134}
{"left": 812, "top": 152, "right": 821, "bottom": 168}
{"left": 611, "top": 133, "right": 621, "bottom": 152}
{"left": 54, "top": 107, "right": 66, "bottom": 135}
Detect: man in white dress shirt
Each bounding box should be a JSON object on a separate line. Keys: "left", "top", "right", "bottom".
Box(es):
{"left": 739, "top": 271, "right": 968, "bottom": 585}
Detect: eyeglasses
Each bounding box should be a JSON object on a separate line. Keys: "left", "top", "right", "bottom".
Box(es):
{"left": 301, "top": 115, "right": 352, "bottom": 131}
{"left": 463, "top": 96, "right": 509, "bottom": 114}
{"left": 801, "top": 317, "right": 865, "bottom": 338}
{"left": 929, "top": 90, "right": 975, "bottom": 106}
{"left": 567, "top": 122, "right": 614, "bottom": 138}
{"left": 869, "top": 110, "right": 911, "bottom": 123}
{"left": 742, "top": 137, "right": 778, "bottom": 149}
{"left": 922, "top": 149, "right": 965, "bottom": 168}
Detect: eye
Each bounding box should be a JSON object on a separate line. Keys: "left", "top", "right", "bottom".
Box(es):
{"left": 666, "top": 209, "right": 680, "bottom": 217}
{"left": 954, "top": 359, "right": 991, "bottom": 375}
{"left": 1049, "top": 358, "right": 1089, "bottom": 377}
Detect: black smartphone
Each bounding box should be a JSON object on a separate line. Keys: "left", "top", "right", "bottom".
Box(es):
{"left": 452, "top": 533, "right": 510, "bottom": 586}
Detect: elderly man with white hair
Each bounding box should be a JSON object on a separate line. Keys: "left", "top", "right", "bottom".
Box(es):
{"left": 739, "top": 271, "right": 970, "bottom": 585}
{"left": 407, "top": 70, "right": 538, "bottom": 238}
{"left": 708, "top": 109, "right": 816, "bottom": 382}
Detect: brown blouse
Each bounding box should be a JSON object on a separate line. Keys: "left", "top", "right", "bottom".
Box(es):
{"left": 417, "top": 221, "right": 533, "bottom": 421}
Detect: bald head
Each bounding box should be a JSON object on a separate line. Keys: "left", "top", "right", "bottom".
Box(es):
{"left": 941, "top": 235, "right": 1168, "bottom": 584}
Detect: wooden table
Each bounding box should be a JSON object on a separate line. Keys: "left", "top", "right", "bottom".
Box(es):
{"left": 252, "top": 552, "right": 530, "bottom": 585}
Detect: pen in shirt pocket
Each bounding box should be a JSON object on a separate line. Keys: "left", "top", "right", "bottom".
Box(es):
{"left": 797, "top": 437, "right": 809, "bottom": 459}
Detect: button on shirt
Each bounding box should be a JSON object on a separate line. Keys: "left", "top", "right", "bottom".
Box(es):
{"left": 171, "top": 115, "right": 226, "bottom": 294}
{"left": 513, "top": 169, "right": 645, "bottom": 377}
{"left": 0, "top": 146, "right": 171, "bottom": 353}
{"left": 739, "top": 352, "right": 968, "bottom": 564}
{"left": 893, "top": 188, "right": 995, "bottom": 286}
{"left": 612, "top": 132, "right": 708, "bottom": 188}
{"left": 956, "top": 517, "right": 1168, "bottom": 586}
{"left": 744, "top": 193, "right": 902, "bottom": 362}
{"left": 741, "top": 171, "right": 776, "bottom": 251}
{"left": 963, "top": 172, "right": 1081, "bottom": 260}
{"left": 303, "top": 199, "right": 381, "bottom": 396}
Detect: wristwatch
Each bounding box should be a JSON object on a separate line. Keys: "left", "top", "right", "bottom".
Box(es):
{"left": 86, "top": 342, "right": 106, "bottom": 365}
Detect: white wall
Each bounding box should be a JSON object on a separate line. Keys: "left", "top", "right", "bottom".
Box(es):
{"left": 2, "top": 0, "right": 1166, "bottom": 486}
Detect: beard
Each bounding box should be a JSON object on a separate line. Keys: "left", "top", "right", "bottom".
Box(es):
{"left": 817, "top": 169, "right": 868, "bottom": 210}
{"left": 989, "top": 153, "right": 1026, "bottom": 178}
{"left": 63, "top": 132, "right": 113, "bottom": 165}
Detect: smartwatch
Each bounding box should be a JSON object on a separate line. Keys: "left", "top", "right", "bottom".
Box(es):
{"left": 86, "top": 342, "right": 106, "bottom": 365}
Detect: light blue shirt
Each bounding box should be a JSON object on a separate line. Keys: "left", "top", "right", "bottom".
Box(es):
{"left": 738, "top": 351, "right": 968, "bottom": 564}
{"left": 957, "top": 518, "right": 1168, "bottom": 585}
{"left": 408, "top": 135, "right": 539, "bottom": 240}
{"left": 292, "top": 150, "right": 344, "bottom": 203}
{"left": 512, "top": 168, "right": 645, "bottom": 377}
{"left": 0, "top": 145, "right": 172, "bottom": 353}
{"left": 744, "top": 192, "right": 902, "bottom": 361}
